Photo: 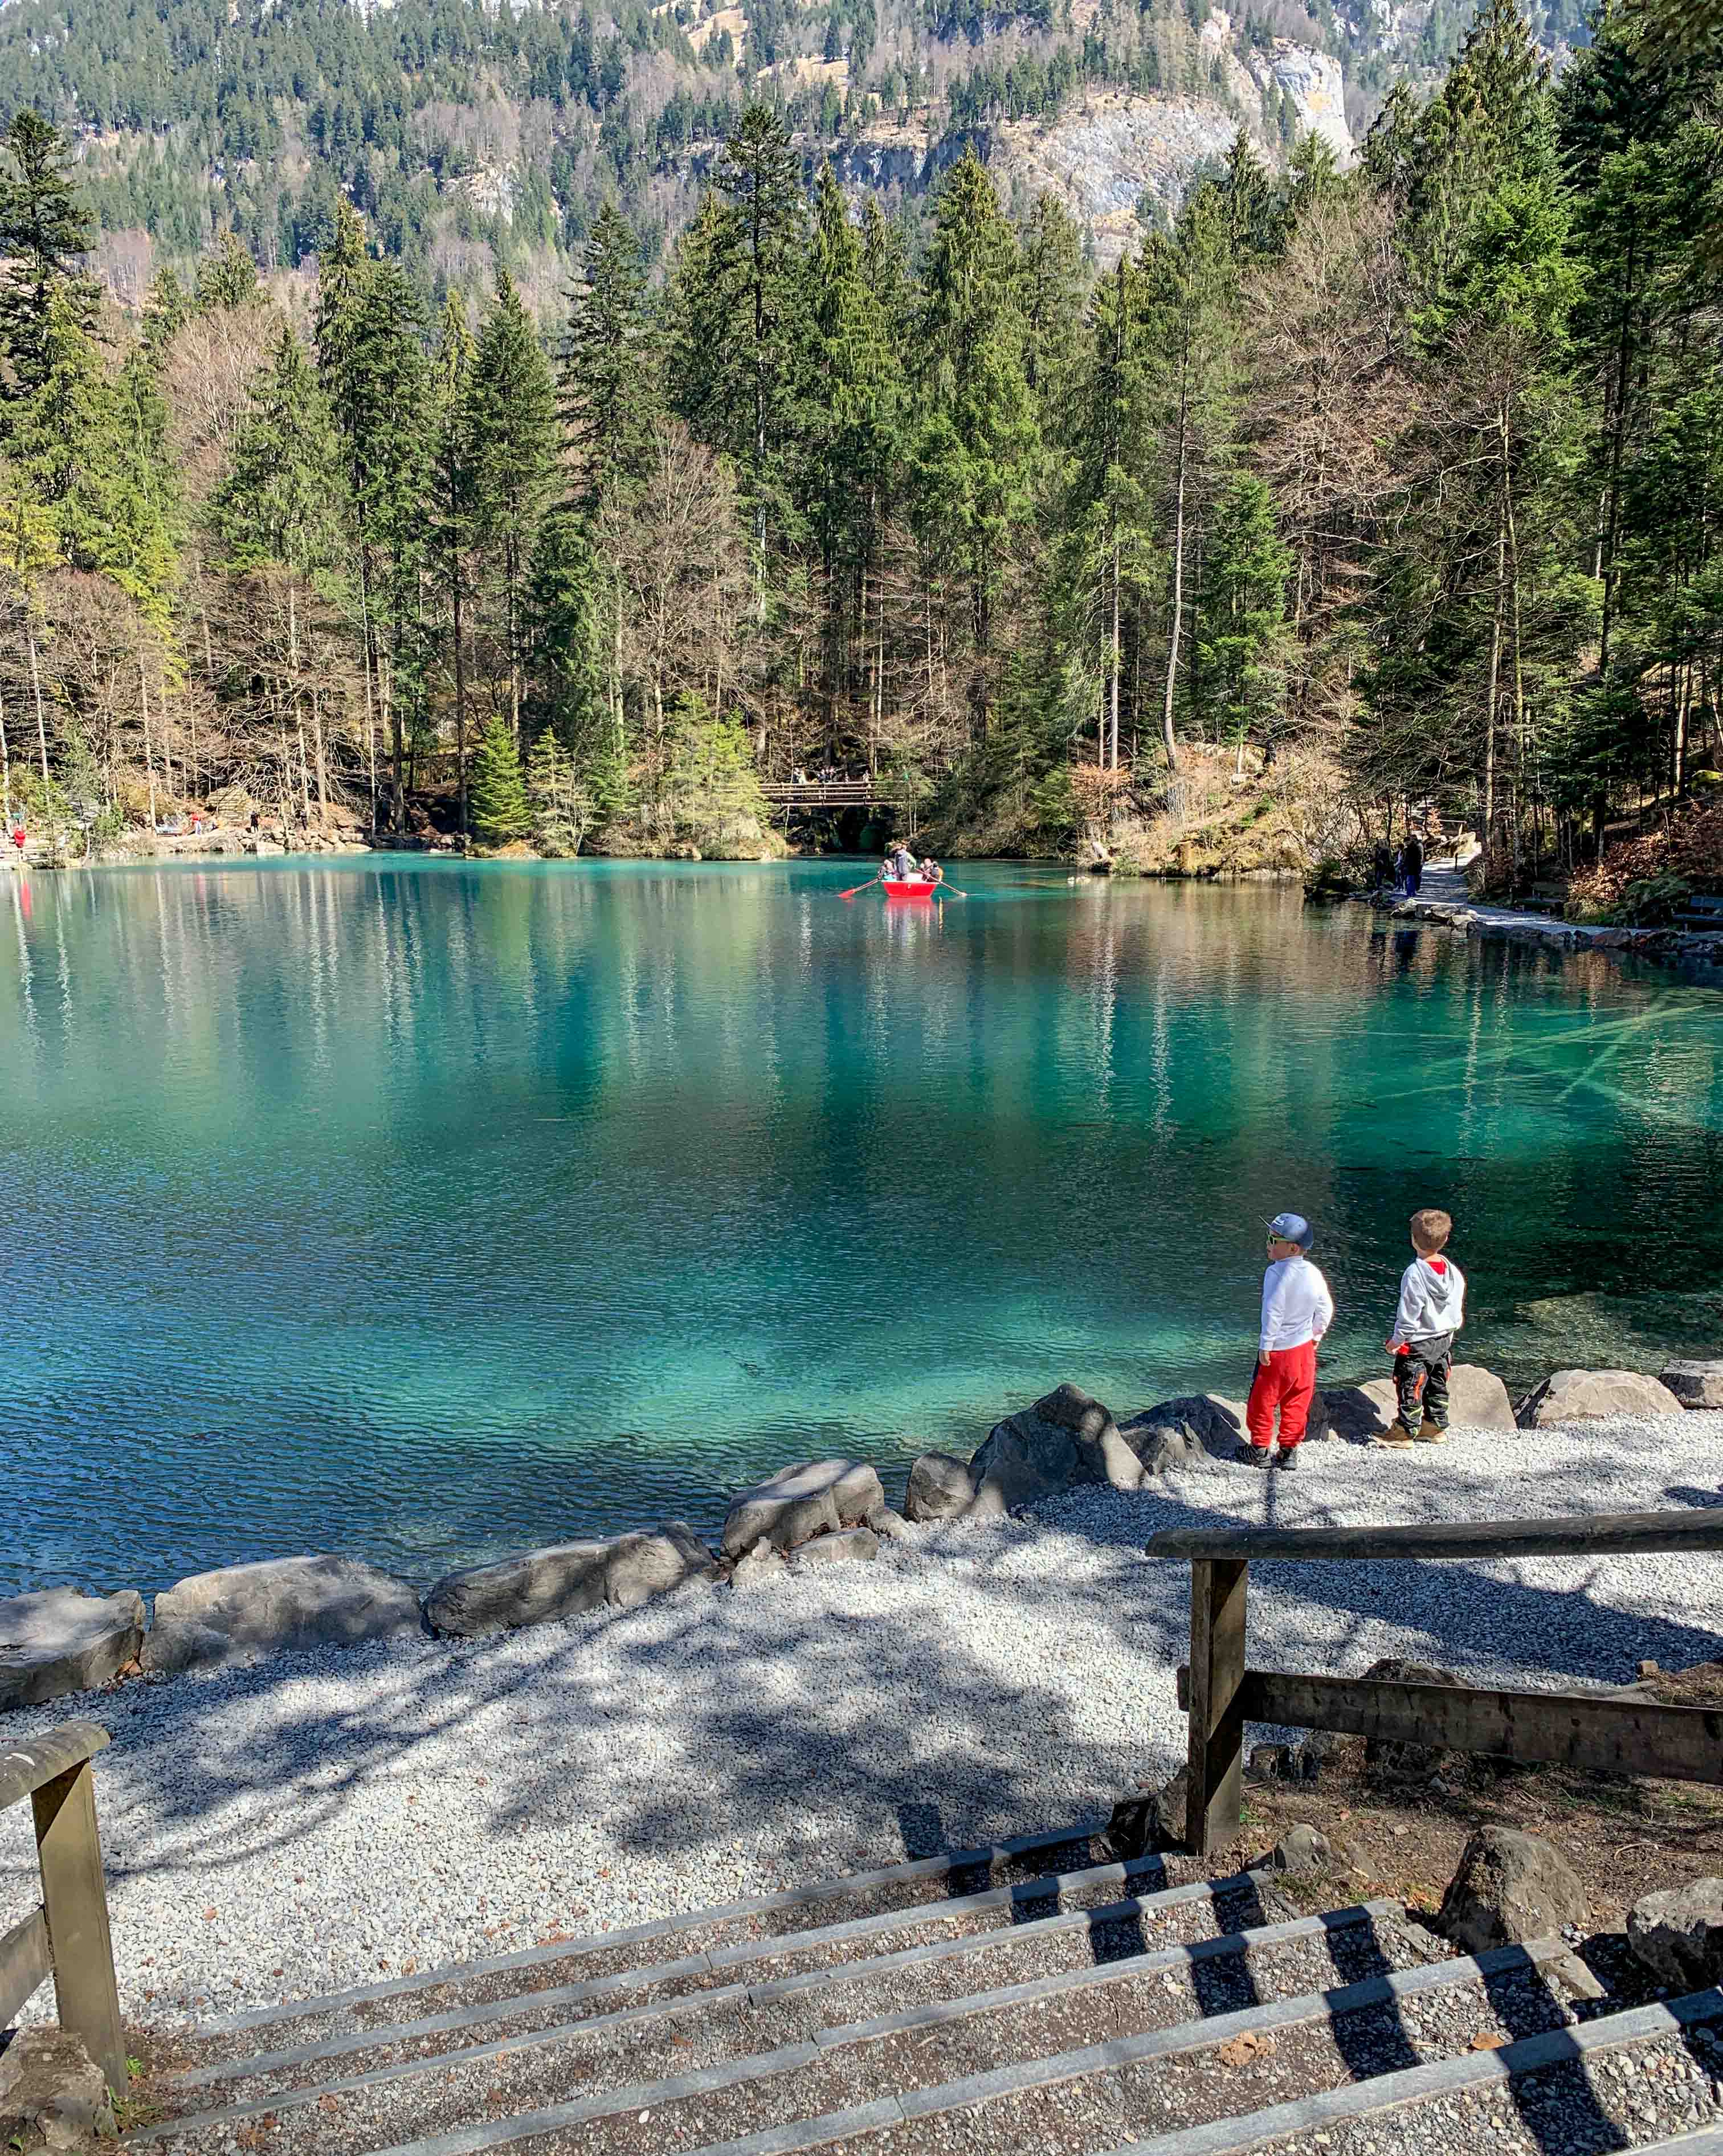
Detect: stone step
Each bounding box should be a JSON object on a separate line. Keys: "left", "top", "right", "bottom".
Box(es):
{"left": 1101, "top": 1984, "right": 1723, "bottom": 2156}
{"left": 154, "top": 1868, "right": 1347, "bottom": 2122}
{"left": 144, "top": 1932, "right": 1577, "bottom": 2156}
{"left": 175, "top": 1820, "right": 1112, "bottom": 2068}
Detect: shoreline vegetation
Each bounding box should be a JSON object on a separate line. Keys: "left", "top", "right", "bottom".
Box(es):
{"left": 0, "top": 0, "right": 1721, "bottom": 920}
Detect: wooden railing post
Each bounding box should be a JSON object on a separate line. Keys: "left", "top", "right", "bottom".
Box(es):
{"left": 1185, "top": 1558, "right": 1248, "bottom": 1859}
{"left": 32, "top": 1759, "right": 127, "bottom": 2098}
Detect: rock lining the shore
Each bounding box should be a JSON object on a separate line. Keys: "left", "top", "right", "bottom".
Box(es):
{"left": 4, "top": 1356, "right": 1717, "bottom": 1712}
{"left": 141, "top": 1555, "right": 422, "bottom": 1676}
{"left": 1661, "top": 1359, "right": 1723, "bottom": 1410}
{"left": 0, "top": 1587, "right": 145, "bottom": 1712}
{"left": 1517, "top": 1368, "right": 1686, "bottom": 1428}
{"left": 424, "top": 1525, "right": 718, "bottom": 1638}
{"left": 10, "top": 1410, "right": 1723, "bottom": 2030}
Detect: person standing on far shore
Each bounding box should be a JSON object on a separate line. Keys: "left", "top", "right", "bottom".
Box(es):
{"left": 1401, "top": 830, "right": 1424, "bottom": 896}
{"left": 1240, "top": 1212, "right": 1334, "bottom": 1472}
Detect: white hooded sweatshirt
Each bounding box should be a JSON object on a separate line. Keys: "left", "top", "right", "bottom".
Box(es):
{"left": 1392, "top": 1254, "right": 1466, "bottom": 1349}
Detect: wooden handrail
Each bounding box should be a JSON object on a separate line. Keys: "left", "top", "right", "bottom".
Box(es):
{"left": 0, "top": 1720, "right": 126, "bottom": 2097}
{"left": 1144, "top": 1508, "right": 1723, "bottom": 1563}
{"left": 0, "top": 1720, "right": 110, "bottom": 1811}
{"left": 1161, "top": 1506, "right": 1723, "bottom": 1861}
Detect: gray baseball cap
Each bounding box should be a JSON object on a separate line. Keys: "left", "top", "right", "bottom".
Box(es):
{"left": 1267, "top": 1211, "right": 1313, "bottom": 1248}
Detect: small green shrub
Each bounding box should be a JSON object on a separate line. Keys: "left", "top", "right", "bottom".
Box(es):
{"left": 1608, "top": 872, "right": 1692, "bottom": 926}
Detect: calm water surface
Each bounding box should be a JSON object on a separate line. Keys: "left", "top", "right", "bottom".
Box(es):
{"left": 4, "top": 858, "right": 1722, "bottom": 1598}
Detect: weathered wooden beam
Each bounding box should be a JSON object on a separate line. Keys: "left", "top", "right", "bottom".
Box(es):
{"left": 32, "top": 1762, "right": 126, "bottom": 2097}
{"left": 0, "top": 1722, "right": 109, "bottom": 1814}
{"left": 1173, "top": 1665, "right": 1723, "bottom": 1785}
{"left": 1185, "top": 1558, "right": 1249, "bottom": 1859}
{"left": 1145, "top": 1509, "right": 1723, "bottom": 1565}
{"left": 0, "top": 1905, "right": 51, "bottom": 2028}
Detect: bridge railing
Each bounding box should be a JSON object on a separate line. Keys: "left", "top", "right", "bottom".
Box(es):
{"left": 1147, "top": 1509, "right": 1723, "bottom": 1858}
{"left": 1, "top": 1721, "right": 126, "bottom": 2094}
{"left": 759, "top": 781, "right": 904, "bottom": 808}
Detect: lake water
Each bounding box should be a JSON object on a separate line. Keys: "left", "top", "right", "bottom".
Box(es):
{"left": 4, "top": 858, "right": 1722, "bottom": 1600}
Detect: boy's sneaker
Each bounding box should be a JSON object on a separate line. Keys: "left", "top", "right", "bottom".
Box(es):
{"left": 1235, "top": 1443, "right": 1273, "bottom": 1468}
{"left": 1415, "top": 1418, "right": 1448, "bottom": 1444}
{"left": 1373, "top": 1425, "right": 1415, "bottom": 1449}
{"left": 1273, "top": 1447, "right": 1299, "bottom": 1472}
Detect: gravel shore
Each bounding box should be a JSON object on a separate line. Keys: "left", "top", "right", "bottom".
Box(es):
{"left": 4, "top": 1411, "right": 1721, "bottom": 2031}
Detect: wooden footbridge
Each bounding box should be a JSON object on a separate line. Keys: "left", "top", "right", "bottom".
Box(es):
{"left": 759, "top": 777, "right": 908, "bottom": 812}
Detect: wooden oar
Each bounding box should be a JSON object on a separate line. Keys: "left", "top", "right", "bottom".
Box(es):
{"left": 840, "top": 875, "right": 885, "bottom": 898}
{"left": 932, "top": 880, "right": 967, "bottom": 898}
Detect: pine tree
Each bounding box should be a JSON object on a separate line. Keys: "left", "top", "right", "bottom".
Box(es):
{"left": 0, "top": 111, "right": 96, "bottom": 398}
{"left": 195, "top": 231, "right": 260, "bottom": 313}
{"left": 1195, "top": 474, "right": 1293, "bottom": 758}
{"left": 560, "top": 197, "right": 658, "bottom": 522}
{"left": 466, "top": 268, "right": 556, "bottom": 745}
{"left": 525, "top": 722, "right": 590, "bottom": 855}
{"left": 913, "top": 147, "right": 1040, "bottom": 739}
{"left": 524, "top": 507, "right": 607, "bottom": 777}
{"left": 431, "top": 289, "right": 476, "bottom": 837}
{"left": 469, "top": 713, "right": 530, "bottom": 844}
{"left": 314, "top": 202, "right": 430, "bottom": 831}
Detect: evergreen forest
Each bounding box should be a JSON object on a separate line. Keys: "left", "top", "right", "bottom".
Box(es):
{"left": 1, "top": 0, "right": 1721, "bottom": 893}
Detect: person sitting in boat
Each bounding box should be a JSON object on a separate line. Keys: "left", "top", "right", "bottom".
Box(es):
{"left": 920, "top": 856, "right": 942, "bottom": 887}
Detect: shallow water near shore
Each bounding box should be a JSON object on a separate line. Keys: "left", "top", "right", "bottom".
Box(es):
{"left": 4, "top": 856, "right": 1721, "bottom": 1599}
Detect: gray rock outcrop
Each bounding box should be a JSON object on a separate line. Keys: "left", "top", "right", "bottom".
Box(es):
{"left": 1517, "top": 1369, "right": 1685, "bottom": 1426}
{"left": 720, "top": 1460, "right": 885, "bottom": 1561}
{"left": 969, "top": 1383, "right": 1141, "bottom": 1509}
{"left": 1437, "top": 1827, "right": 1587, "bottom": 1953}
{"left": 0, "top": 2030, "right": 117, "bottom": 2147}
{"left": 1123, "top": 1393, "right": 1251, "bottom": 1463}
{"left": 1323, "top": 1365, "right": 1516, "bottom": 1441}
{"left": 0, "top": 1587, "right": 145, "bottom": 1710}
{"left": 1628, "top": 1879, "right": 1723, "bottom": 1988}
{"left": 1660, "top": 1359, "right": 1723, "bottom": 1409}
{"left": 793, "top": 1525, "right": 880, "bottom": 1567}
{"left": 144, "top": 1555, "right": 422, "bottom": 1675}
{"left": 904, "top": 1452, "right": 981, "bottom": 1522}
{"left": 426, "top": 1524, "right": 717, "bottom": 1637}
{"left": 1106, "top": 1768, "right": 1187, "bottom": 1860}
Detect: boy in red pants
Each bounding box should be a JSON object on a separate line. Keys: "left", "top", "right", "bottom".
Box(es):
{"left": 1239, "top": 1212, "right": 1334, "bottom": 1472}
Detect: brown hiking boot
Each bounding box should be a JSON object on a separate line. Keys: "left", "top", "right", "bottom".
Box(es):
{"left": 1373, "top": 1425, "right": 1415, "bottom": 1449}
{"left": 1415, "top": 1418, "right": 1448, "bottom": 1443}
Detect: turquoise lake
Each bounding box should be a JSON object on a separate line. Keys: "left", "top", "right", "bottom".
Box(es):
{"left": 4, "top": 857, "right": 1722, "bottom": 1599}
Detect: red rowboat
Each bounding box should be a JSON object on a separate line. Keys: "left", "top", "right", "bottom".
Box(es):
{"left": 883, "top": 878, "right": 940, "bottom": 899}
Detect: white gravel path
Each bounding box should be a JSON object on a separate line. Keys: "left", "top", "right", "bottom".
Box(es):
{"left": 5, "top": 1412, "right": 1723, "bottom": 2032}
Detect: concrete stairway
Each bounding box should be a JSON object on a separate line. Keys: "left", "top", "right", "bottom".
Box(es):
{"left": 129, "top": 1822, "right": 1723, "bottom": 2156}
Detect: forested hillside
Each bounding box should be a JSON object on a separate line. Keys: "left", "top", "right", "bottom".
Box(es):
{"left": 0, "top": 0, "right": 1716, "bottom": 897}
{"left": 0, "top": 0, "right": 1589, "bottom": 313}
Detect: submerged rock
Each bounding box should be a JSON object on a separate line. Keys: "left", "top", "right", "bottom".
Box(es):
{"left": 144, "top": 1555, "right": 422, "bottom": 1675}
{"left": 0, "top": 1586, "right": 145, "bottom": 1711}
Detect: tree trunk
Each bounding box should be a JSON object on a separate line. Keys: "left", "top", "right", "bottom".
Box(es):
{"left": 1485, "top": 442, "right": 1506, "bottom": 854}
{"left": 1109, "top": 524, "right": 1121, "bottom": 774}
{"left": 28, "top": 622, "right": 48, "bottom": 788}
{"left": 453, "top": 558, "right": 468, "bottom": 840}
{"left": 1, "top": 688, "right": 10, "bottom": 829}
{"left": 138, "top": 650, "right": 158, "bottom": 834}
{"left": 312, "top": 678, "right": 329, "bottom": 826}
{"left": 1162, "top": 390, "right": 1187, "bottom": 774}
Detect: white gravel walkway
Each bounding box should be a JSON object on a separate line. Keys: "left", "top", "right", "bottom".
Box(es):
{"left": 5, "top": 1412, "right": 1723, "bottom": 2032}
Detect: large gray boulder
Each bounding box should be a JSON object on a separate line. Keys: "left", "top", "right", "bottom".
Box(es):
{"left": 969, "top": 1383, "right": 1141, "bottom": 1509}
{"left": 426, "top": 1524, "right": 716, "bottom": 1637}
{"left": 1125, "top": 1394, "right": 1251, "bottom": 1462}
{"left": 904, "top": 1452, "right": 981, "bottom": 1523}
{"left": 1628, "top": 1879, "right": 1723, "bottom": 1988}
{"left": 1437, "top": 1827, "right": 1587, "bottom": 1953}
{"left": 720, "top": 1460, "right": 884, "bottom": 1561}
{"left": 142, "top": 1554, "right": 423, "bottom": 1675}
{"left": 1661, "top": 1359, "right": 1723, "bottom": 1410}
{"left": 1323, "top": 1365, "right": 1516, "bottom": 1442}
{"left": 0, "top": 1587, "right": 145, "bottom": 1711}
{"left": 1517, "top": 1369, "right": 1685, "bottom": 1427}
